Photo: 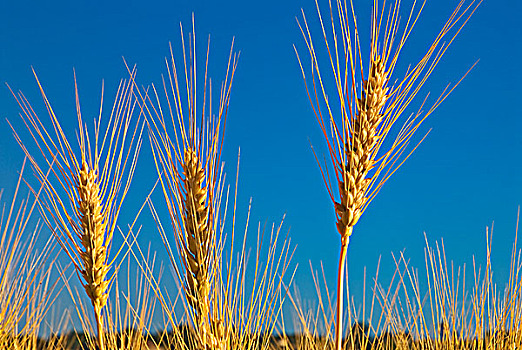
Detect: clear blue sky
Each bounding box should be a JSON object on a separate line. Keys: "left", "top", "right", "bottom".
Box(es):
{"left": 1, "top": 0, "right": 521, "bottom": 321}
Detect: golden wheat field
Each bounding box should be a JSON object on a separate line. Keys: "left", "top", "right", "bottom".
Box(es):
{"left": 2, "top": 0, "right": 522, "bottom": 349}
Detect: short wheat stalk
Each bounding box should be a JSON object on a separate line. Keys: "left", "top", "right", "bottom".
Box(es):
{"left": 0, "top": 158, "right": 57, "bottom": 349}
{"left": 296, "top": 0, "right": 480, "bottom": 348}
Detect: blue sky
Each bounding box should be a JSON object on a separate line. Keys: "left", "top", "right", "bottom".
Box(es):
{"left": 1, "top": 0, "right": 522, "bottom": 321}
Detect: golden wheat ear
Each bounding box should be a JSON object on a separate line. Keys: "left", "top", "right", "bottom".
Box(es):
{"left": 7, "top": 67, "right": 144, "bottom": 350}
{"left": 296, "top": 0, "right": 480, "bottom": 348}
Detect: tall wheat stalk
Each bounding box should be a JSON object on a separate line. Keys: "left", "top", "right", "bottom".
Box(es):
{"left": 285, "top": 217, "right": 522, "bottom": 350}
{"left": 139, "top": 17, "right": 237, "bottom": 349}
{"left": 7, "top": 69, "right": 143, "bottom": 350}
{"left": 132, "top": 17, "right": 295, "bottom": 350}
{"left": 295, "top": 0, "right": 480, "bottom": 348}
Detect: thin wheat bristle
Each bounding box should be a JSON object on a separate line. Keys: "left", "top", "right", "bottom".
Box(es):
{"left": 77, "top": 162, "right": 109, "bottom": 310}
{"left": 336, "top": 56, "right": 389, "bottom": 236}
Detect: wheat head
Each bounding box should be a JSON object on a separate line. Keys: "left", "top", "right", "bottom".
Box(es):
{"left": 136, "top": 16, "right": 237, "bottom": 349}
{"left": 132, "top": 14, "right": 249, "bottom": 348}
{"left": 8, "top": 69, "right": 143, "bottom": 350}
{"left": 77, "top": 163, "right": 110, "bottom": 314}
{"left": 336, "top": 56, "right": 389, "bottom": 237}
{"left": 181, "top": 146, "right": 215, "bottom": 347}
{"left": 133, "top": 15, "right": 296, "bottom": 348}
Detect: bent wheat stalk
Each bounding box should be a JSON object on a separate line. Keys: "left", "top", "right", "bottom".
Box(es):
{"left": 296, "top": 0, "right": 480, "bottom": 348}
{"left": 7, "top": 70, "right": 143, "bottom": 350}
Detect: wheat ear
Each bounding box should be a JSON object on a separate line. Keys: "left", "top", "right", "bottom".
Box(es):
{"left": 296, "top": 0, "right": 480, "bottom": 348}
{"left": 336, "top": 56, "right": 389, "bottom": 236}
{"left": 8, "top": 68, "right": 143, "bottom": 350}
{"left": 135, "top": 17, "right": 296, "bottom": 348}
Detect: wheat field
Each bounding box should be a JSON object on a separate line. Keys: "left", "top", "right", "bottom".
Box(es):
{"left": 2, "top": 0, "right": 521, "bottom": 349}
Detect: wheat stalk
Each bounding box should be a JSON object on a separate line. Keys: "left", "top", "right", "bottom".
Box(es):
{"left": 333, "top": 54, "right": 390, "bottom": 350}
{"left": 134, "top": 16, "right": 237, "bottom": 349}
{"left": 8, "top": 69, "right": 143, "bottom": 350}
{"left": 59, "top": 237, "right": 159, "bottom": 350}
{"left": 129, "top": 15, "right": 296, "bottom": 349}
{"left": 296, "top": 0, "right": 480, "bottom": 348}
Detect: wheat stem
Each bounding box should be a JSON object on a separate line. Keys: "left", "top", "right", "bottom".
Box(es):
{"left": 333, "top": 56, "right": 388, "bottom": 350}
{"left": 94, "top": 303, "right": 105, "bottom": 350}
{"left": 335, "top": 229, "right": 351, "bottom": 350}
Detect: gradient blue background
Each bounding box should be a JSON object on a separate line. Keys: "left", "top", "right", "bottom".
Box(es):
{"left": 1, "top": 0, "right": 521, "bottom": 329}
